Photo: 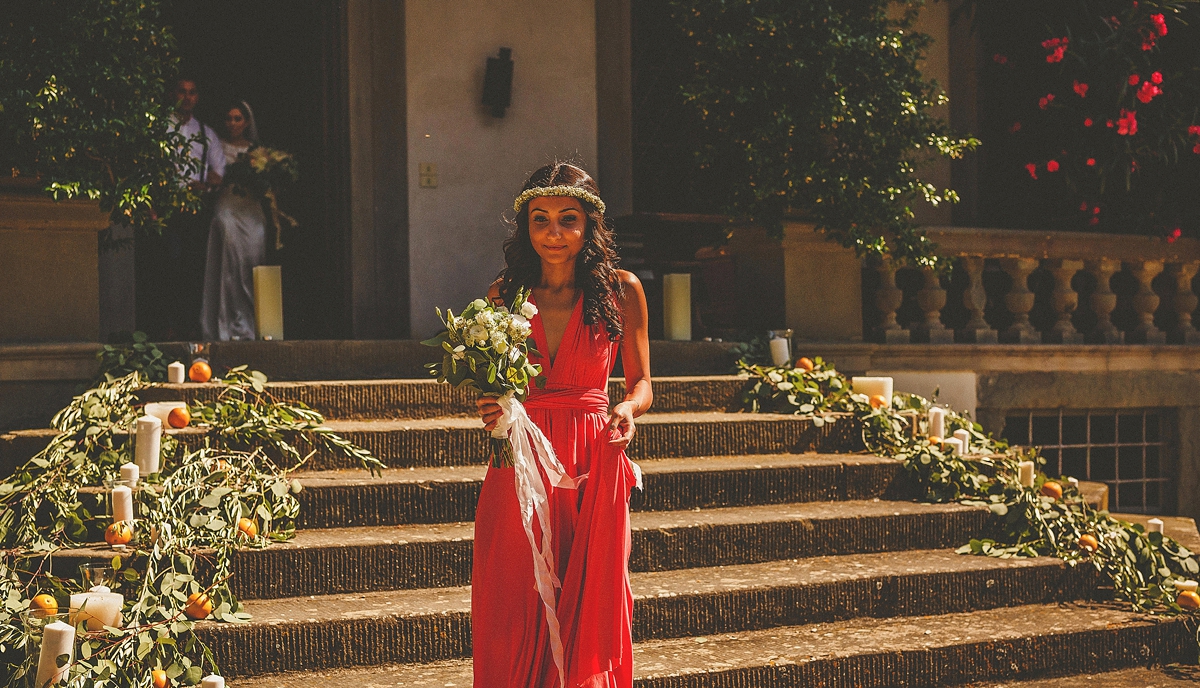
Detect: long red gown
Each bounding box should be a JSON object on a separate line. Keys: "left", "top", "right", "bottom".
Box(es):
{"left": 473, "top": 295, "right": 637, "bottom": 687}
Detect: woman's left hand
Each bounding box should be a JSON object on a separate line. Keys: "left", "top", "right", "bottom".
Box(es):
{"left": 607, "top": 401, "right": 637, "bottom": 447}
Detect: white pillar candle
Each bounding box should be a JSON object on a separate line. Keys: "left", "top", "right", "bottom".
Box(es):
{"left": 134, "top": 415, "right": 162, "bottom": 476}
{"left": 1148, "top": 518, "right": 1165, "bottom": 534}
{"left": 253, "top": 265, "right": 285, "bottom": 340}
{"left": 1175, "top": 580, "right": 1198, "bottom": 593}
{"left": 927, "top": 407, "right": 946, "bottom": 439}
{"left": 35, "top": 620, "right": 74, "bottom": 687}
{"left": 143, "top": 402, "right": 186, "bottom": 427}
{"left": 851, "top": 377, "right": 893, "bottom": 404}
{"left": 662, "top": 273, "right": 691, "bottom": 342}
{"left": 1018, "top": 460, "right": 1036, "bottom": 488}
{"left": 942, "top": 437, "right": 963, "bottom": 456}
{"left": 1068, "top": 477, "right": 1079, "bottom": 488}
{"left": 953, "top": 428, "right": 971, "bottom": 454}
{"left": 167, "top": 361, "right": 186, "bottom": 384}
{"left": 201, "top": 675, "right": 225, "bottom": 688}
{"left": 119, "top": 462, "right": 139, "bottom": 485}
{"left": 769, "top": 337, "right": 790, "bottom": 367}
{"left": 69, "top": 586, "right": 123, "bottom": 631}
{"left": 111, "top": 485, "right": 134, "bottom": 523}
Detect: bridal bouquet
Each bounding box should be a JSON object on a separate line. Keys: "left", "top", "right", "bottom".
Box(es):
{"left": 422, "top": 289, "right": 545, "bottom": 467}
{"left": 224, "top": 146, "right": 299, "bottom": 249}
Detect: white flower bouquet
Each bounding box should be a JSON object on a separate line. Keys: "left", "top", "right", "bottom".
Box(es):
{"left": 422, "top": 288, "right": 546, "bottom": 467}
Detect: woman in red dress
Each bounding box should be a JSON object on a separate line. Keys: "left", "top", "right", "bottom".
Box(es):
{"left": 473, "top": 163, "right": 652, "bottom": 687}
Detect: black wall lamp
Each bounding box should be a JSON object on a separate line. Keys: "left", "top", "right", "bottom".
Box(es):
{"left": 483, "top": 47, "right": 513, "bottom": 118}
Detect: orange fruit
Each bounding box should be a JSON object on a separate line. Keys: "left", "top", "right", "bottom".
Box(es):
{"left": 796, "top": 357, "right": 814, "bottom": 372}
{"left": 105, "top": 521, "right": 134, "bottom": 546}
{"left": 30, "top": 593, "right": 58, "bottom": 618}
{"left": 1178, "top": 590, "right": 1200, "bottom": 610}
{"left": 152, "top": 669, "right": 169, "bottom": 688}
{"left": 928, "top": 436, "right": 943, "bottom": 444}
{"left": 188, "top": 360, "right": 212, "bottom": 383}
{"left": 183, "top": 592, "right": 213, "bottom": 620}
{"left": 1040, "top": 481, "right": 1063, "bottom": 500}
{"left": 869, "top": 394, "right": 889, "bottom": 409}
{"left": 1078, "top": 534, "right": 1099, "bottom": 553}
{"left": 167, "top": 406, "right": 191, "bottom": 429}
{"left": 237, "top": 517, "right": 258, "bottom": 540}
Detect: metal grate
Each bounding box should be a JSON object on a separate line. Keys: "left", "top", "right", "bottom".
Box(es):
{"left": 1002, "top": 409, "right": 1169, "bottom": 514}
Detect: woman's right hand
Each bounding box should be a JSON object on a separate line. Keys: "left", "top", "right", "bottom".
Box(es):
{"left": 477, "top": 396, "right": 503, "bottom": 432}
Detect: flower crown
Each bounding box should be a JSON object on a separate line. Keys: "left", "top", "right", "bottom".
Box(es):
{"left": 513, "top": 185, "right": 606, "bottom": 215}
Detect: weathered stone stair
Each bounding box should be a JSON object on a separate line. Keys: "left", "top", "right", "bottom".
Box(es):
{"left": 7, "top": 372, "right": 1199, "bottom": 686}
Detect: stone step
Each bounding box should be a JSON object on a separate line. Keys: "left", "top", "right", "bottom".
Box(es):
{"left": 139, "top": 376, "right": 748, "bottom": 420}
{"left": 288, "top": 453, "right": 906, "bottom": 528}
{"left": 229, "top": 603, "right": 1195, "bottom": 687}
{"left": 50, "top": 499, "right": 989, "bottom": 599}
{"left": 967, "top": 667, "right": 1200, "bottom": 686}
{"left": 195, "top": 551, "right": 1102, "bottom": 677}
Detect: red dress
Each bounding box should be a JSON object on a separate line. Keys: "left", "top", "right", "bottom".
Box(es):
{"left": 473, "top": 295, "right": 637, "bottom": 687}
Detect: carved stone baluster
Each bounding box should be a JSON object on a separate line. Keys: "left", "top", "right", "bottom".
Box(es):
{"left": 1167, "top": 261, "right": 1200, "bottom": 344}
{"left": 912, "top": 266, "right": 954, "bottom": 344}
{"left": 875, "top": 260, "right": 910, "bottom": 344}
{"left": 1045, "top": 259, "right": 1084, "bottom": 344}
{"left": 958, "top": 256, "right": 997, "bottom": 343}
{"left": 1000, "top": 257, "right": 1042, "bottom": 344}
{"left": 1127, "top": 259, "right": 1166, "bottom": 344}
{"left": 1085, "top": 259, "right": 1123, "bottom": 344}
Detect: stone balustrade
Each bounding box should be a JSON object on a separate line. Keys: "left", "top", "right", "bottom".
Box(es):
{"left": 872, "top": 226, "right": 1200, "bottom": 345}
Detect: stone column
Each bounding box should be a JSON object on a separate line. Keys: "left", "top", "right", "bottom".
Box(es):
{"left": 1127, "top": 259, "right": 1166, "bottom": 344}
{"left": 1045, "top": 259, "right": 1084, "bottom": 344}
{"left": 875, "top": 259, "right": 910, "bottom": 344}
{"left": 957, "top": 256, "right": 997, "bottom": 344}
{"left": 911, "top": 267, "right": 954, "bottom": 344}
{"left": 1000, "top": 257, "right": 1041, "bottom": 344}
{"left": 1085, "top": 259, "right": 1123, "bottom": 344}
{"left": 1167, "top": 261, "right": 1200, "bottom": 344}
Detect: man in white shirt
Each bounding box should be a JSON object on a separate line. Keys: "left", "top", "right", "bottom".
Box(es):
{"left": 171, "top": 78, "right": 226, "bottom": 189}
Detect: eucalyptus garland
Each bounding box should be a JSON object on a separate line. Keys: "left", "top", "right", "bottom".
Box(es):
{"left": 0, "top": 368, "right": 382, "bottom": 686}
{"left": 739, "top": 358, "right": 1200, "bottom": 614}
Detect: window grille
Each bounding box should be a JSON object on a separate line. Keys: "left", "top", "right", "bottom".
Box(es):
{"left": 1002, "top": 409, "right": 1170, "bottom": 514}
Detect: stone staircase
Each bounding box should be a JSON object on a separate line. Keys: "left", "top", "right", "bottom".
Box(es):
{"left": 5, "top": 372, "right": 1199, "bottom": 686}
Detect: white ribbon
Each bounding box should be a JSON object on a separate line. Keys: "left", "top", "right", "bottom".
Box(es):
{"left": 491, "top": 391, "right": 586, "bottom": 688}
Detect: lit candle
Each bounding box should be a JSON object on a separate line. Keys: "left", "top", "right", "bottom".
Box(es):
{"left": 35, "top": 620, "right": 74, "bottom": 687}
{"left": 1018, "top": 461, "right": 1036, "bottom": 488}
{"left": 927, "top": 407, "right": 945, "bottom": 439}
{"left": 201, "top": 675, "right": 225, "bottom": 688}
{"left": 1148, "top": 518, "right": 1165, "bottom": 534}
{"left": 111, "top": 485, "right": 134, "bottom": 524}
{"left": 167, "top": 361, "right": 186, "bottom": 384}
{"left": 1175, "top": 580, "right": 1198, "bottom": 593}
{"left": 769, "top": 337, "right": 790, "bottom": 367}
{"left": 253, "top": 265, "right": 285, "bottom": 340}
{"left": 119, "top": 462, "right": 139, "bottom": 485}
{"left": 953, "top": 428, "right": 971, "bottom": 454}
{"left": 851, "top": 377, "right": 893, "bottom": 403}
{"left": 69, "top": 586, "right": 123, "bottom": 631}
{"left": 942, "top": 437, "right": 963, "bottom": 456}
{"left": 662, "top": 273, "right": 691, "bottom": 341}
{"left": 134, "top": 415, "right": 162, "bottom": 477}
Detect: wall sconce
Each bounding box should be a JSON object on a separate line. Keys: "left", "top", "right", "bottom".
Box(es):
{"left": 483, "top": 47, "right": 513, "bottom": 118}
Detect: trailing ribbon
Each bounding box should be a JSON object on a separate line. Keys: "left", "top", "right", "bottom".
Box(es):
{"left": 263, "top": 188, "right": 296, "bottom": 251}
{"left": 490, "top": 391, "right": 586, "bottom": 688}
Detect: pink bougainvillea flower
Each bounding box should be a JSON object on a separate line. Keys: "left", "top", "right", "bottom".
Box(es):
{"left": 1080, "top": 202, "right": 1089, "bottom": 211}
{"left": 1093, "top": 206, "right": 1101, "bottom": 215}
{"left": 1194, "top": 143, "right": 1200, "bottom": 154}
{"left": 1188, "top": 125, "right": 1200, "bottom": 136}
{"left": 1117, "top": 109, "right": 1138, "bottom": 135}
{"left": 1038, "top": 94, "right": 1055, "bottom": 109}
{"left": 1131, "top": 159, "right": 1140, "bottom": 172}
{"left": 1168, "top": 227, "right": 1182, "bottom": 243}
{"left": 1084, "top": 118, "right": 1094, "bottom": 127}
{"left": 1152, "top": 71, "right": 1163, "bottom": 84}
{"left": 1010, "top": 121, "right": 1022, "bottom": 133}
{"left": 1107, "top": 119, "right": 1115, "bottom": 128}
{"left": 1025, "top": 163, "right": 1039, "bottom": 179}
{"left": 1137, "top": 81, "right": 1162, "bottom": 103}
{"left": 1073, "top": 81, "right": 1089, "bottom": 97}
{"left": 1041, "top": 37, "right": 1068, "bottom": 63}
{"left": 1143, "top": 34, "right": 1158, "bottom": 51}
{"left": 1090, "top": 217, "right": 1100, "bottom": 225}
{"left": 1152, "top": 13, "right": 1168, "bottom": 36}
{"left": 993, "top": 53, "right": 1008, "bottom": 64}
{"left": 1086, "top": 158, "right": 1096, "bottom": 166}
{"left": 1129, "top": 74, "right": 1141, "bottom": 85}
{"left": 1046, "top": 160, "right": 1060, "bottom": 172}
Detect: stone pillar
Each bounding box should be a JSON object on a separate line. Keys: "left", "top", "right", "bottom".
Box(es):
{"left": 1045, "top": 259, "right": 1084, "bottom": 344}
{"left": 1166, "top": 261, "right": 1200, "bottom": 344}
{"left": 1000, "top": 257, "right": 1041, "bottom": 344}
{"left": 958, "top": 256, "right": 996, "bottom": 343}
{"left": 782, "top": 223, "right": 863, "bottom": 342}
{"left": 1177, "top": 406, "right": 1200, "bottom": 522}
{"left": 912, "top": 267, "right": 953, "bottom": 344}
{"left": 1127, "top": 259, "right": 1166, "bottom": 344}
{"left": 874, "top": 259, "right": 910, "bottom": 344}
{"left": 1085, "top": 259, "right": 1124, "bottom": 344}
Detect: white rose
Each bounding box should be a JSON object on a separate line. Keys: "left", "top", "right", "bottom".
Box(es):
{"left": 475, "top": 311, "right": 494, "bottom": 327}
{"left": 468, "top": 324, "right": 488, "bottom": 344}
{"left": 520, "top": 301, "right": 538, "bottom": 318}
{"left": 509, "top": 315, "right": 531, "bottom": 338}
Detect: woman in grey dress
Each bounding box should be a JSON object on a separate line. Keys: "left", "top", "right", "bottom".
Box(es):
{"left": 200, "top": 100, "right": 266, "bottom": 341}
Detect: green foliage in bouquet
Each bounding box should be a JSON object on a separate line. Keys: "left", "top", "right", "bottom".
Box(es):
{"left": 670, "top": 0, "right": 978, "bottom": 265}
{"left": 0, "top": 0, "right": 197, "bottom": 235}
{"left": 0, "top": 367, "right": 380, "bottom": 686}
{"left": 739, "top": 357, "right": 1200, "bottom": 614}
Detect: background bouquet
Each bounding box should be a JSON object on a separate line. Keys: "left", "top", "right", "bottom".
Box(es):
{"left": 223, "top": 146, "right": 299, "bottom": 250}
{"left": 422, "top": 289, "right": 544, "bottom": 466}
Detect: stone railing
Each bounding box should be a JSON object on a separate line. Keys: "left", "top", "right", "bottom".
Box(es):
{"left": 870, "top": 226, "right": 1200, "bottom": 345}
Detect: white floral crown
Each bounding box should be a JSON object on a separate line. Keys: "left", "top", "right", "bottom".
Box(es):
{"left": 513, "top": 185, "right": 606, "bottom": 215}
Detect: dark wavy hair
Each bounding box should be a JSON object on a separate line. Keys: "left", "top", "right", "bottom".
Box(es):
{"left": 498, "top": 162, "right": 624, "bottom": 340}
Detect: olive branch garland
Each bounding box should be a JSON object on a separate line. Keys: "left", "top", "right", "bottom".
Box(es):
{"left": 739, "top": 358, "right": 1200, "bottom": 616}
{"left": 0, "top": 368, "right": 382, "bottom": 687}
